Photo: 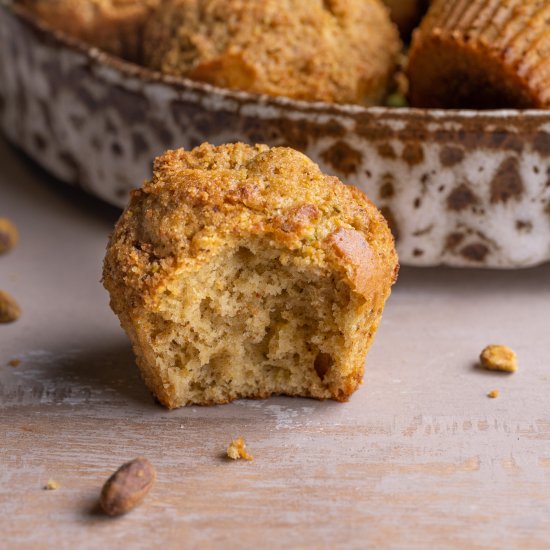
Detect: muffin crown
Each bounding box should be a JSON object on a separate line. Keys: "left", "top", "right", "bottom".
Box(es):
{"left": 143, "top": 0, "right": 400, "bottom": 104}
{"left": 105, "top": 143, "right": 397, "bottom": 309}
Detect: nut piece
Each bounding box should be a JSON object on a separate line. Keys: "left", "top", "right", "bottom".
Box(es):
{"left": 100, "top": 458, "right": 156, "bottom": 516}
{"left": 0, "top": 218, "right": 18, "bottom": 254}
{"left": 0, "top": 290, "right": 21, "bottom": 323}
{"left": 44, "top": 479, "right": 60, "bottom": 490}
{"left": 487, "top": 389, "right": 500, "bottom": 399}
{"left": 226, "top": 437, "right": 254, "bottom": 461}
{"left": 480, "top": 345, "right": 518, "bottom": 373}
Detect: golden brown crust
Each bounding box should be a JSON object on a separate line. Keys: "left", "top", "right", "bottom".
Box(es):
{"left": 16, "top": 0, "right": 160, "bottom": 61}
{"left": 408, "top": 0, "right": 550, "bottom": 109}
{"left": 104, "top": 143, "right": 397, "bottom": 312}
{"left": 326, "top": 227, "right": 378, "bottom": 298}
{"left": 103, "top": 143, "right": 398, "bottom": 407}
{"left": 143, "top": 0, "right": 401, "bottom": 105}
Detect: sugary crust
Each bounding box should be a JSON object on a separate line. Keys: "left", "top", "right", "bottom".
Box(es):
{"left": 408, "top": 0, "right": 550, "bottom": 108}
{"left": 143, "top": 0, "right": 401, "bottom": 105}
{"left": 104, "top": 143, "right": 397, "bottom": 312}
{"left": 16, "top": 0, "right": 159, "bottom": 61}
{"left": 103, "top": 143, "right": 398, "bottom": 407}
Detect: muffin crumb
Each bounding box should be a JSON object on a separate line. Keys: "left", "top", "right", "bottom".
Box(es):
{"left": 44, "top": 479, "right": 60, "bottom": 491}
{"left": 8, "top": 358, "right": 21, "bottom": 367}
{"left": 487, "top": 389, "right": 500, "bottom": 399}
{"left": 480, "top": 345, "right": 518, "bottom": 373}
{"left": 227, "top": 437, "right": 254, "bottom": 461}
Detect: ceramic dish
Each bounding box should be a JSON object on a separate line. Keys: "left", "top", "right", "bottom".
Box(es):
{"left": 1, "top": 3, "right": 550, "bottom": 268}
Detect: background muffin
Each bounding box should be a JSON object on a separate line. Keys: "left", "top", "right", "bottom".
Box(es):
{"left": 103, "top": 143, "right": 398, "bottom": 408}
{"left": 17, "top": 0, "right": 159, "bottom": 61}
{"left": 408, "top": 0, "right": 550, "bottom": 109}
{"left": 143, "top": 0, "right": 401, "bottom": 105}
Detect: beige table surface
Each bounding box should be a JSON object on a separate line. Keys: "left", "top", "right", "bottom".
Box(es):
{"left": 1, "top": 135, "right": 549, "bottom": 549}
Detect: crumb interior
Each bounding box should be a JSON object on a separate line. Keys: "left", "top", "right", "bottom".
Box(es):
{"left": 149, "top": 238, "right": 358, "bottom": 405}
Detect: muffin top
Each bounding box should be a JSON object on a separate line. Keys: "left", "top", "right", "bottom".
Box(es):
{"left": 143, "top": 0, "right": 400, "bottom": 104}
{"left": 104, "top": 143, "right": 398, "bottom": 311}
{"left": 17, "top": 0, "right": 159, "bottom": 60}
{"left": 408, "top": 0, "right": 550, "bottom": 108}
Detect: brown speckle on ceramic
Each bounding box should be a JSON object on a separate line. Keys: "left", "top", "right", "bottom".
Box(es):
{"left": 490, "top": 157, "right": 524, "bottom": 204}
{"left": 377, "top": 143, "right": 397, "bottom": 159}
{"left": 516, "top": 220, "right": 533, "bottom": 233}
{"left": 440, "top": 146, "right": 464, "bottom": 167}
{"left": 533, "top": 132, "right": 550, "bottom": 156}
{"left": 321, "top": 141, "right": 362, "bottom": 176}
{"left": 460, "top": 243, "right": 490, "bottom": 263}
{"left": 445, "top": 232, "right": 465, "bottom": 252}
{"left": 447, "top": 183, "right": 479, "bottom": 212}
{"left": 1, "top": 4, "right": 550, "bottom": 268}
{"left": 402, "top": 142, "right": 424, "bottom": 166}
{"left": 379, "top": 175, "right": 395, "bottom": 199}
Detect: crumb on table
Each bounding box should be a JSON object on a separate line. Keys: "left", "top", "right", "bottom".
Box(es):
{"left": 44, "top": 479, "right": 60, "bottom": 491}
{"left": 480, "top": 345, "right": 518, "bottom": 373}
{"left": 227, "top": 437, "right": 254, "bottom": 461}
{"left": 487, "top": 389, "right": 500, "bottom": 399}
{"left": 8, "top": 358, "right": 21, "bottom": 367}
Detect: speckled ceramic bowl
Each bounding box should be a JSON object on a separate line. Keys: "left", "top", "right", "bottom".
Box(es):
{"left": 1, "top": 3, "right": 550, "bottom": 268}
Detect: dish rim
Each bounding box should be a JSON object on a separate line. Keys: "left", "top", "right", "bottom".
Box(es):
{"left": 6, "top": 1, "right": 550, "bottom": 124}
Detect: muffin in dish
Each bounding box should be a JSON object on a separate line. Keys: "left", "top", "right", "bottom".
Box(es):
{"left": 408, "top": 0, "right": 550, "bottom": 109}
{"left": 16, "top": 0, "right": 159, "bottom": 61}
{"left": 103, "top": 143, "right": 398, "bottom": 408}
{"left": 143, "top": 0, "right": 401, "bottom": 105}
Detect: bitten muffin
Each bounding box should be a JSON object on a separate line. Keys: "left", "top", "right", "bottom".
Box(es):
{"left": 143, "top": 0, "right": 401, "bottom": 105}
{"left": 408, "top": 0, "right": 550, "bottom": 109}
{"left": 17, "top": 0, "right": 159, "bottom": 61}
{"left": 103, "top": 143, "right": 398, "bottom": 408}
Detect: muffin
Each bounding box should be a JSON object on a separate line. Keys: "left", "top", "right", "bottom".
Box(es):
{"left": 17, "top": 0, "right": 159, "bottom": 61}
{"left": 408, "top": 0, "right": 550, "bottom": 109}
{"left": 103, "top": 143, "right": 398, "bottom": 408}
{"left": 143, "top": 0, "right": 401, "bottom": 105}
